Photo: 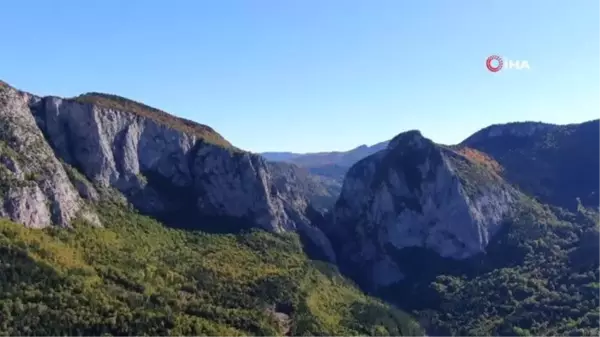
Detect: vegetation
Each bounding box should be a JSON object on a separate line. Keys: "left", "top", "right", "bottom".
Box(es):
{"left": 462, "top": 120, "right": 599, "bottom": 210}
{"left": 445, "top": 146, "right": 506, "bottom": 199}
{"left": 0, "top": 200, "right": 422, "bottom": 336}
{"left": 380, "top": 196, "right": 600, "bottom": 336}
{"left": 453, "top": 147, "right": 503, "bottom": 175}
{"left": 72, "top": 93, "right": 235, "bottom": 150}
{"left": 1, "top": 80, "right": 597, "bottom": 336}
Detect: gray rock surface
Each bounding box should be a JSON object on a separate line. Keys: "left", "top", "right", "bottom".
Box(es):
{"left": 329, "top": 130, "right": 518, "bottom": 289}
{"left": 0, "top": 81, "right": 334, "bottom": 261}
{"left": 0, "top": 84, "right": 100, "bottom": 228}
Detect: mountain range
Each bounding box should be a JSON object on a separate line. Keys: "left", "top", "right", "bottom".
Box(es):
{"left": 0, "top": 79, "right": 598, "bottom": 336}
{"left": 261, "top": 141, "right": 390, "bottom": 212}
{"left": 261, "top": 140, "right": 389, "bottom": 168}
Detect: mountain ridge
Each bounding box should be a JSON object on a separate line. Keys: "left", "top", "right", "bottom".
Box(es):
{"left": 326, "top": 130, "right": 520, "bottom": 289}
{"left": 324, "top": 122, "right": 599, "bottom": 335}
{"left": 0, "top": 78, "right": 598, "bottom": 336}
{"left": 0, "top": 80, "right": 345, "bottom": 262}
{"left": 0, "top": 79, "right": 424, "bottom": 336}
{"left": 261, "top": 140, "right": 390, "bottom": 168}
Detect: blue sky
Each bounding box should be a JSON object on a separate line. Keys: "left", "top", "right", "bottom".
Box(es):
{"left": 1, "top": 1, "right": 598, "bottom": 153}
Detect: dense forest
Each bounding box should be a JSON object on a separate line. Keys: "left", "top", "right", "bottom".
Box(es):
{"left": 380, "top": 197, "right": 600, "bottom": 336}
{"left": 0, "top": 198, "right": 422, "bottom": 336}
{"left": 0, "top": 80, "right": 598, "bottom": 336}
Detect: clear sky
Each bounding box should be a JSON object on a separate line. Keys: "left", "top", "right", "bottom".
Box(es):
{"left": 1, "top": 1, "right": 598, "bottom": 153}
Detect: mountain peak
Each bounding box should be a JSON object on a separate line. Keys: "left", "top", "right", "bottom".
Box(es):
{"left": 329, "top": 130, "right": 518, "bottom": 289}
{"left": 387, "top": 130, "right": 428, "bottom": 151}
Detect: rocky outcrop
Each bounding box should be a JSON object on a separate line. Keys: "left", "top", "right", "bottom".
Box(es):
{"left": 0, "top": 81, "right": 334, "bottom": 261}
{"left": 29, "top": 94, "right": 316, "bottom": 232}
{"left": 0, "top": 84, "right": 100, "bottom": 228}
{"left": 327, "top": 130, "right": 518, "bottom": 289}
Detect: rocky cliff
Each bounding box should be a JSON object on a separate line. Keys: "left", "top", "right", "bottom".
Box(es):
{"left": 0, "top": 83, "right": 100, "bottom": 228}
{"left": 329, "top": 123, "right": 598, "bottom": 336}
{"left": 0, "top": 82, "right": 335, "bottom": 261}
{"left": 327, "top": 130, "right": 519, "bottom": 289}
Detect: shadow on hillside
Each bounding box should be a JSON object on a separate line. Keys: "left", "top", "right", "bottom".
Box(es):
{"left": 123, "top": 170, "right": 256, "bottom": 235}
{"left": 127, "top": 169, "right": 343, "bottom": 257}
{"left": 318, "top": 218, "right": 535, "bottom": 335}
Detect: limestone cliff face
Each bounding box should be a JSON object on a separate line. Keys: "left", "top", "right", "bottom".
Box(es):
{"left": 0, "top": 82, "right": 335, "bottom": 261}
{"left": 328, "top": 130, "right": 518, "bottom": 289}
{"left": 31, "top": 95, "right": 311, "bottom": 231}
{"left": 0, "top": 83, "right": 100, "bottom": 228}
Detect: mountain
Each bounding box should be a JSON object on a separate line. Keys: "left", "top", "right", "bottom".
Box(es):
{"left": 461, "top": 120, "right": 599, "bottom": 210}
{"left": 262, "top": 141, "right": 389, "bottom": 169}
{"left": 2, "top": 84, "right": 340, "bottom": 256}
{"left": 0, "top": 80, "right": 423, "bottom": 336}
{"left": 325, "top": 124, "right": 599, "bottom": 336}
{"left": 259, "top": 152, "right": 302, "bottom": 162}
{"left": 261, "top": 141, "right": 390, "bottom": 208}
{"left": 1, "top": 78, "right": 598, "bottom": 336}
{"left": 327, "top": 130, "right": 519, "bottom": 289}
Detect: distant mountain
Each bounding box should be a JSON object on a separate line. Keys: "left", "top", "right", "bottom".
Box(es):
{"left": 259, "top": 151, "right": 301, "bottom": 162}
{"left": 261, "top": 141, "right": 390, "bottom": 206}
{"left": 261, "top": 140, "right": 389, "bottom": 168}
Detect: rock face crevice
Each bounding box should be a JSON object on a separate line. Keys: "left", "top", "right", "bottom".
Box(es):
{"left": 327, "top": 131, "right": 518, "bottom": 289}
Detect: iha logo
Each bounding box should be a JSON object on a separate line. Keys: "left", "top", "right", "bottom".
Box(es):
{"left": 486, "top": 55, "right": 530, "bottom": 72}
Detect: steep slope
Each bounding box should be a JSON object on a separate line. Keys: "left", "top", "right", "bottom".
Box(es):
{"left": 326, "top": 126, "right": 599, "bottom": 336}
{"left": 386, "top": 197, "right": 600, "bottom": 336}
{"left": 461, "top": 120, "right": 599, "bottom": 210}
{"left": 261, "top": 141, "right": 390, "bottom": 209}
{"left": 1, "top": 81, "right": 336, "bottom": 261}
{"left": 0, "top": 82, "right": 100, "bottom": 229}
{"left": 265, "top": 161, "right": 337, "bottom": 213}
{"left": 327, "top": 130, "right": 519, "bottom": 289}
{"left": 0, "top": 200, "right": 422, "bottom": 336}
{"left": 0, "top": 80, "right": 423, "bottom": 335}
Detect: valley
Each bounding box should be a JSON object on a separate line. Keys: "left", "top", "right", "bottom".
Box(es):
{"left": 0, "top": 80, "right": 598, "bottom": 336}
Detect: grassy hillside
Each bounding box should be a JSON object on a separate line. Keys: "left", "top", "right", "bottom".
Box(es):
{"left": 0, "top": 200, "right": 422, "bottom": 336}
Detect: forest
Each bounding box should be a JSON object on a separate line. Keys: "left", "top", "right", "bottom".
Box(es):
{"left": 0, "top": 199, "right": 422, "bottom": 336}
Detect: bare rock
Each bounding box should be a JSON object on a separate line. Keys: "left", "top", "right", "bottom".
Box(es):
{"left": 329, "top": 130, "right": 518, "bottom": 289}
{"left": 0, "top": 85, "right": 100, "bottom": 228}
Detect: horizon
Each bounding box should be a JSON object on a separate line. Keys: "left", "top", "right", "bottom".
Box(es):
{"left": 2, "top": 77, "right": 597, "bottom": 154}
{"left": 1, "top": 1, "right": 598, "bottom": 153}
